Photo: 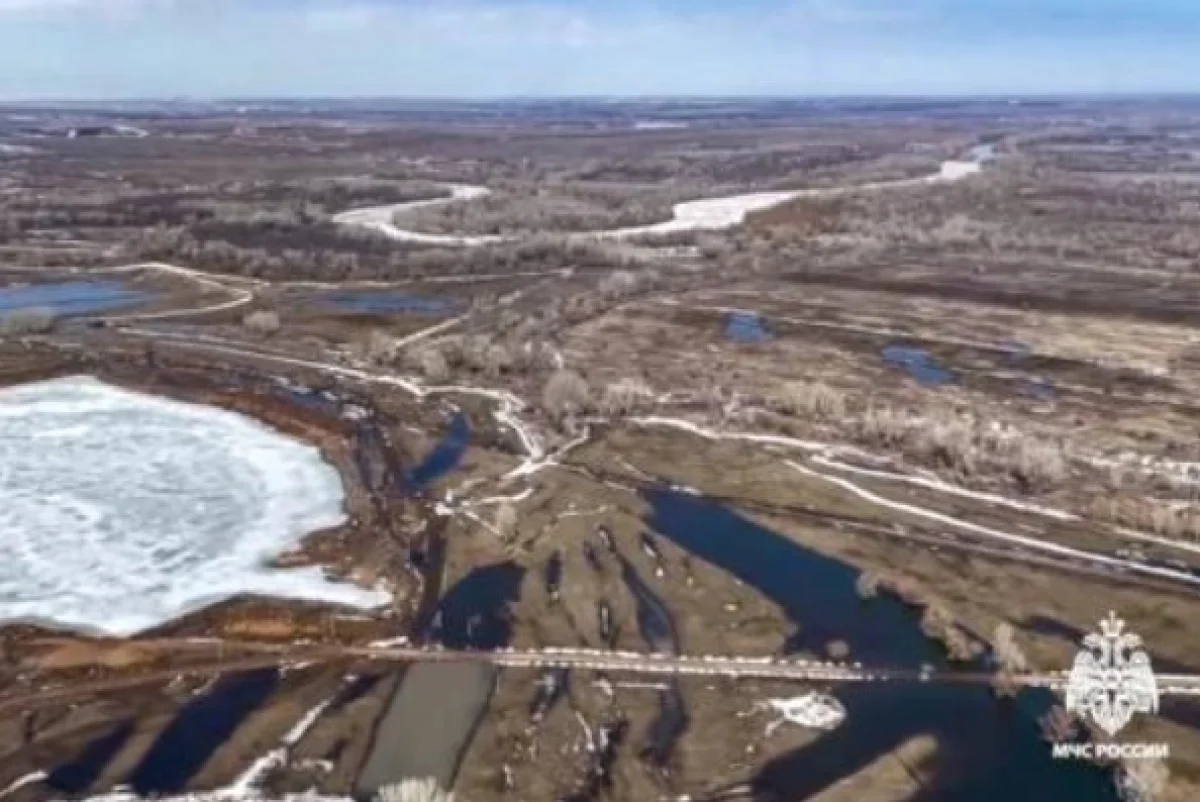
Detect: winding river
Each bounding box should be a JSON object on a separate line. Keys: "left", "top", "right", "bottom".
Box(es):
{"left": 332, "top": 155, "right": 985, "bottom": 247}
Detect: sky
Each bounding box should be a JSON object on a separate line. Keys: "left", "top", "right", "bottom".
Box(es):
{"left": 0, "top": 0, "right": 1198, "bottom": 98}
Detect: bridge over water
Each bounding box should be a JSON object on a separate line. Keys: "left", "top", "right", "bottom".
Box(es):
{"left": 8, "top": 640, "right": 1200, "bottom": 714}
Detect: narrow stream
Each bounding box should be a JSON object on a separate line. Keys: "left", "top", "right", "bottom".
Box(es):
{"left": 643, "top": 490, "right": 1121, "bottom": 802}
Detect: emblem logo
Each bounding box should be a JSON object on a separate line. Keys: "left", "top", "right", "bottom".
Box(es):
{"left": 1064, "top": 611, "right": 1159, "bottom": 737}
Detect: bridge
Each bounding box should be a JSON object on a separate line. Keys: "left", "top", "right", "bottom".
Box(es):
{"left": 10, "top": 639, "right": 1200, "bottom": 713}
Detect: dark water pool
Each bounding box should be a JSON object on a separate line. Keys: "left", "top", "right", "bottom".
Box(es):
{"left": 0, "top": 279, "right": 147, "bottom": 317}
{"left": 126, "top": 669, "right": 280, "bottom": 795}
{"left": 643, "top": 490, "right": 1120, "bottom": 802}
{"left": 616, "top": 550, "right": 689, "bottom": 769}
{"left": 426, "top": 561, "right": 525, "bottom": 650}
{"left": 882, "top": 344, "right": 956, "bottom": 387}
{"left": 318, "top": 290, "right": 452, "bottom": 316}
{"left": 726, "top": 312, "right": 771, "bottom": 343}
{"left": 46, "top": 721, "right": 136, "bottom": 794}
{"left": 405, "top": 412, "right": 471, "bottom": 494}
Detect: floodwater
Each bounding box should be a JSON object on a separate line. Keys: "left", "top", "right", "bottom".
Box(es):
{"left": 643, "top": 490, "right": 1120, "bottom": 802}
{"left": 318, "top": 290, "right": 452, "bottom": 316}
{"left": 617, "top": 551, "right": 689, "bottom": 769}
{"left": 404, "top": 412, "right": 471, "bottom": 494}
{"left": 725, "top": 311, "right": 771, "bottom": 343}
{"left": 0, "top": 279, "right": 148, "bottom": 317}
{"left": 126, "top": 669, "right": 280, "bottom": 795}
{"left": 46, "top": 721, "right": 136, "bottom": 794}
{"left": 881, "top": 344, "right": 955, "bottom": 386}
{"left": 426, "top": 561, "right": 525, "bottom": 650}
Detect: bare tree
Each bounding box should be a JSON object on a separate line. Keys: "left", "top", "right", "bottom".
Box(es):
{"left": 991, "top": 622, "right": 1029, "bottom": 672}
{"left": 542, "top": 369, "right": 591, "bottom": 422}
{"left": 418, "top": 347, "right": 450, "bottom": 383}
{"left": 496, "top": 500, "right": 519, "bottom": 541}
{"left": 242, "top": 310, "right": 281, "bottom": 336}
{"left": 600, "top": 377, "right": 655, "bottom": 416}
{"left": 483, "top": 343, "right": 512, "bottom": 378}
{"left": 362, "top": 330, "right": 397, "bottom": 365}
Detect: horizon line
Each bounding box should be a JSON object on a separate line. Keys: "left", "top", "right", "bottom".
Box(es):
{"left": 3, "top": 91, "right": 1200, "bottom": 105}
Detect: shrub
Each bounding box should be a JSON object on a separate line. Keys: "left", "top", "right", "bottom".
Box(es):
{"left": 771, "top": 380, "right": 846, "bottom": 420}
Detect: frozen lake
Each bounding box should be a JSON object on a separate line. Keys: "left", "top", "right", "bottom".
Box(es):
{"left": 0, "top": 376, "right": 388, "bottom": 635}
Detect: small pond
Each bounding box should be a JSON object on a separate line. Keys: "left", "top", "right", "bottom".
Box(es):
{"left": 725, "top": 311, "right": 771, "bottom": 343}
{"left": 0, "top": 279, "right": 148, "bottom": 317}
{"left": 881, "top": 344, "right": 956, "bottom": 386}
{"left": 318, "top": 290, "right": 453, "bottom": 316}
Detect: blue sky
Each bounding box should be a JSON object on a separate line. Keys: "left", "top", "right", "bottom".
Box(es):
{"left": 1, "top": 0, "right": 1198, "bottom": 98}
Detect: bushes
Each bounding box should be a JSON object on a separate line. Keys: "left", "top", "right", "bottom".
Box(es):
{"left": 853, "top": 406, "right": 1070, "bottom": 491}
{"left": 1090, "top": 496, "right": 1200, "bottom": 541}
{"left": 0, "top": 306, "right": 55, "bottom": 336}
{"left": 770, "top": 380, "right": 846, "bottom": 420}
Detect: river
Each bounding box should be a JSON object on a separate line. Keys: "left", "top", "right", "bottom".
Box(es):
{"left": 643, "top": 489, "right": 1121, "bottom": 802}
